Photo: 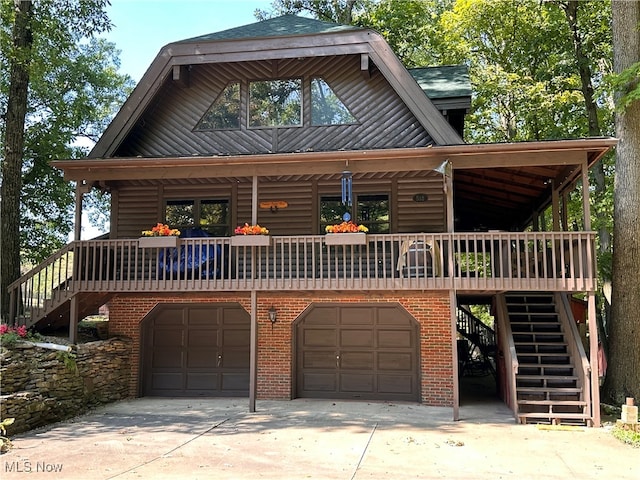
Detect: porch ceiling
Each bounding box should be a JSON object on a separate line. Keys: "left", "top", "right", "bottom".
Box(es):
{"left": 55, "top": 137, "right": 616, "bottom": 231}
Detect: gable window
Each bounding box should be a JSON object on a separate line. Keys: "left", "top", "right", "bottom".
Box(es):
{"left": 311, "top": 78, "right": 356, "bottom": 126}
{"left": 165, "top": 199, "right": 230, "bottom": 236}
{"left": 320, "top": 194, "right": 390, "bottom": 234}
{"left": 249, "top": 79, "right": 302, "bottom": 127}
{"left": 195, "top": 82, "right": 240, "bottom": 130}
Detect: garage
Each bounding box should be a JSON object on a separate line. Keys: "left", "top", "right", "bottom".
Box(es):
{"left": 141, "top": 303, "right": 250, "bottom": 396}
{"left": 296, "top": 303, "right": 419, "bottom": 401}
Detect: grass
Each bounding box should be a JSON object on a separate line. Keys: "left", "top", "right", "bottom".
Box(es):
{"left": 611, "top": 424, "right": 640, "bottom": 448}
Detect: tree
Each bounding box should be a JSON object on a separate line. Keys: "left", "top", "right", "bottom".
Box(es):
{"left": 0, "top": 0, "right": 132, "bottom": 320}
{"left": 1, "top": 0, "right": 33, "bottom": 322}
{"left": 604, "top": 0, "right": 640, "bottom": 404}
{"left": 256, "top": 0, "right": 365, "bottom": 23}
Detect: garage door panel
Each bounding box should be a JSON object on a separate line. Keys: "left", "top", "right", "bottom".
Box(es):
{"left": 152, "top": 348, "right": 183, "bottom": 368}
{"left": 303, "top": 373, "right": 337, "bottom": 391}
{"left": 154, "top": 308, "right": 185, "bottom": 325}
{"left": 186, "top": 349, "right": 217, "bottom": 368}
{"left": 302, "top": 351, "right": 336, "bottom": 368}
{"left": 340, "top": 351, "right": 374, "bottom": 369}
{"left": 189, "top": 308, "right": 217, "bottom": 325}
{"left": 186, "top": 373, "right": 218, "bottom": 390}
{"left": 378, "top": 375, "right": 413, "bottom": 394}
{"left": 377, "top": 307, "right": 411, "bottom": 325}
{"left": 303, "top": 328, "right": 336, "bottom": 347}
{"left": 221, "top": 373, "right": 250, "bottom": 391}
{"left": 378, "top": 352, "right": 413, "bottom": 371}
{"left": 151, "top": 373, "right": 183, "bottom": 390}
{"left": 304, "top": 307, "right": 338, "bottom": 325}
{"left": 341, "top": 308, "right": 373, "bottom": 325}
{"left": 188, "top": 329, "right": 217, "bottom": 346}
{"left": 340, "top": 329, "right": 373, "bottom": 347}
{"left": 223, "top": 328, "right": 251, "bottom": 346}
{"left": 154, "top": 329, "right": 184, "bottom": 347}
{"left": 222, "top": 350, "right": 250, "bottom": 368}
{"left": 378, "top": 330, "right": 412, "bottom": 348}
{"left": 223, "top": 306, "right": 251, "bottom": 324}
{"left": 340, "top": 374, "right": 374, "bottom": 393}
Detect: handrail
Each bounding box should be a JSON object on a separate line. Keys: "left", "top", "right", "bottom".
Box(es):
{"left": 495, "top": 293, "right": 520, "bottom": 420}
{"left": 556, "top": 292, "right": 592, "bottom": 422}
{"left": 7, "top": 231, "right": 598, "bottom": 327}
{"left": 456, "top": 305, "right": 496, "bottom": 351}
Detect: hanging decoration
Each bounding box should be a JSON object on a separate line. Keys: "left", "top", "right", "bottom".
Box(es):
{"left": 341, "top": 170, "right": 353, "bottom": 206}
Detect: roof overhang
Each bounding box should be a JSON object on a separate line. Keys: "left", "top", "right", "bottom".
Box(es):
{"left": 58, "top": 138, "right": 616, "bottom": 183}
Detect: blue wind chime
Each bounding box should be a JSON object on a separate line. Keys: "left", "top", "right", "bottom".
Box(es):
{"left": 341, "top": 170, "right": 353, "bottom": 222}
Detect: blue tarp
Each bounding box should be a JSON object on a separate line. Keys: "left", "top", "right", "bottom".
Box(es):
{"left": 158, "top": 228, "right": 221, "bottom": 278}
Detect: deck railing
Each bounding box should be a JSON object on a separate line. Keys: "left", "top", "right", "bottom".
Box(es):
{"left": 8, "top": 231, "right": 596, "bottom": 325}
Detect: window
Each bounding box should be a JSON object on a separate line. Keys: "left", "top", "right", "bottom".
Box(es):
{"left": 195, "top": 82, "right": 240, "bottom": 130}
{"left": 311, "top": 78, "right": 356, "bottom": 126}
{"left": 249, "top": 79, "right": 302, "bottom": 127}
{"left": 320, "top": 194, "right": 389, "bottom": 233}
{"left": 165, "top": 199, "right": 230, "bottom": 236}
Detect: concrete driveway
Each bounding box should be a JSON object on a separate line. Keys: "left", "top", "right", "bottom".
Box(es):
{"left": 2, "top": 397, "right": 637, "bottom": 479}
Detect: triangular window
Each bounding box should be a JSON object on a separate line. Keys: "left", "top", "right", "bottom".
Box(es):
{"left": 311, "top": 78, "right": 356, "bottom": 126}
{"left": 195, "top": 82, "right": 240, "bottom": 130}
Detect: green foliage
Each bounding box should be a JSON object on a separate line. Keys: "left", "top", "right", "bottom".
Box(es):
{"left": 57, "top": 350, "right": 78, "bottom": 375}
{"left": 611, "top": 424, "right": 640, "bottom": 448}
{"left": 0, "top": 0, "right": 134, "bottom": 263}
{"left": 604, "top": 61, "right": 640, "bottom": 112}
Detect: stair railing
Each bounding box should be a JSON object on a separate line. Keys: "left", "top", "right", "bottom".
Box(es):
{"left": 8, "top": 242, "right": 77, "bottom": 328}
{"left": 556, "top": 292, "right": 592, "bottom": 424}
{"left": 495, "top": 294, "right": 520, "bottom": 420}
{"left": 456, "top": 306, "right": 496, "bottom": 353}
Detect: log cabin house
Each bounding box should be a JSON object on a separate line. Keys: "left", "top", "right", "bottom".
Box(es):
{"left": 8, "top": 15, "right": 616, "bottom": 425}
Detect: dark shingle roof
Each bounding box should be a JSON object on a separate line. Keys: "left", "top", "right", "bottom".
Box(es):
{"left": 409, "top": 65, "right": 471, "bottom": 99}
{"left": 178, "top": 14, "right": 364, "bottom": 43}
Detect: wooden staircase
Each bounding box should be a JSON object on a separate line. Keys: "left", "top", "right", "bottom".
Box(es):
{"left": 504, "top": 292, "right": 590, "bottom": 425}
{"left": 456, "top": 305, "right": 496, "bottom": 377}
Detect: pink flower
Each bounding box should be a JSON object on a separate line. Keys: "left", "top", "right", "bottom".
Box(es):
{"left": 0, "top": 324, "right": 8, "bottom": 335}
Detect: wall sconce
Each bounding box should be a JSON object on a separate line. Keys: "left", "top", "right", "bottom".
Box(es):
{"left": 268, "top": 306, "right": 277, "bottom": 324}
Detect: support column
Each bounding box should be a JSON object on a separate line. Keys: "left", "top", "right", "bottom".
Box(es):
{"left": 74, "top": 181, "right": 91, "bottom": 241}
{"left": 249, "top": 290, "right": 258, "bottom": 412}
{"left": 552, "top": 182, "right": 560, "bottom": 231}
{"left": 252, "top": 176, "right": 258, "bottom": 225}
{"left": 588, "top": 292, "right": 601, "bottom": 427}
{"left": 68, "top": 295, "right": 79, "bottom": 343}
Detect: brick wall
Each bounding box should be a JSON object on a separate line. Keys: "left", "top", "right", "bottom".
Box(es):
{"left": 107, "top": 290, "right": 453, "bottom": 406}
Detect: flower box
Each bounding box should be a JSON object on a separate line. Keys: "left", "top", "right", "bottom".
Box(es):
{"left": 231, "top": 235, "right": 271, "bottom": 247}
{"left": 324, "top": 233, "right": 367, "bottom": 245}
{"left": 138, "top": 236, "right": 179, "bottom": 248}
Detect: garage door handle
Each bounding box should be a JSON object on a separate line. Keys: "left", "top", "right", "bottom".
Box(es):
{"left": 217, "top": 354, "right": 222, "bottom": 367}
{"left": 336, "top": 354, "right": 340, "bottom": 368}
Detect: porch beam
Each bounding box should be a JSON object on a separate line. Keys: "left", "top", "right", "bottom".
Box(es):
{"left": 249, "top": 290, "right": 257, "bottom": 413}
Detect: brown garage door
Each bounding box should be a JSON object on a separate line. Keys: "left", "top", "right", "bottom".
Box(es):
{"left": 296, "top": 304, "right": 419, "bottom": 402}
{"left": 141, "top": 304, "right": 250, "bottom": 397}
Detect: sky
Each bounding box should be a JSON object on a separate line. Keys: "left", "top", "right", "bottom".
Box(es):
{"left": 104, "top": 0, "right": 275, "bottom": 82}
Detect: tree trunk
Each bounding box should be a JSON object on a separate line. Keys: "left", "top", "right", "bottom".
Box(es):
{"left": 604, "top": 0, "right": 640, "bottom": 405}
{"left": 1, "top": 0, "right": 33, "bottom": 321}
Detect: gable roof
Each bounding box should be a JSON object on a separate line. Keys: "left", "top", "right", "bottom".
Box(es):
{"left": 89, "top": 14, "right": 463, "bottom": 158}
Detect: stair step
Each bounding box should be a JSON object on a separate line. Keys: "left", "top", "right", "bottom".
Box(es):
{"left": 517, "top": 400, "right": 587, "bottom": 406}
{"left": 514, "top": 341, "right": 567, "bottom": 346}
{"left": 511, "top": 321, "right": 561, "bottom": 326}
{"left": 518, "top": 363, "right": 573, "bottom": 369}
{"left": 518, "top": 352, "right": 570, "bottom": 357}
{"left": 516, "top": 386, "right": 582, "bottom": 394}
{"left": 518, "top": 412, "right": 589, "bottom": 419}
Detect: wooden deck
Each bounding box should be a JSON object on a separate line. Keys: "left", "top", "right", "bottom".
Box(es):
{"left": 8, "top": 231, "right": 596, "bottom": 325}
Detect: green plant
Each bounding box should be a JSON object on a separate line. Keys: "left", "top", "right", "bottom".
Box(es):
{"left": 0, "top": 324, "right": 42, "bottom": 347}
{"left": 0, "top": 418, "right": 15, "bottom": 453}
{"left": 611, "top": 424, "right": 640, "bottom": 448}
{"left": 57, "top": 350, "right": 78, "bottom": 375}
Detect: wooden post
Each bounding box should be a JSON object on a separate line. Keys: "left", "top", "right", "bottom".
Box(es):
{"left": 249, "top": 290, "right": 258, "bottom": 412}
{"left": 252, "top": 176, "right": 258, "bottom": 225}
{"left": 451, "top": 288, "right": 459, "bottom": 421}
{"left": 68, "top": 295, "right": 79, "bottom": 343}
{"left": 74, "top": 182, "right": 91, "bottom": 241}
{"left": 588, "top": 292, "right": 600, "bottom": 426}
{"left": 552, "top": 181, "right": 560, "bottom": 231}
{"left": 581, "top": 160, "right": 592, "bottom": 231}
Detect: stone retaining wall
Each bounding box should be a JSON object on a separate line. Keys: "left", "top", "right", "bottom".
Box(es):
{"left": 0, "top": 337, "right": 131, "bottom": 436}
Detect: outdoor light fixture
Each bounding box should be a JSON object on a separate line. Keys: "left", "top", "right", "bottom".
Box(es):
{"left": 268, "top": 306, "right": 277, "bottom": 324}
